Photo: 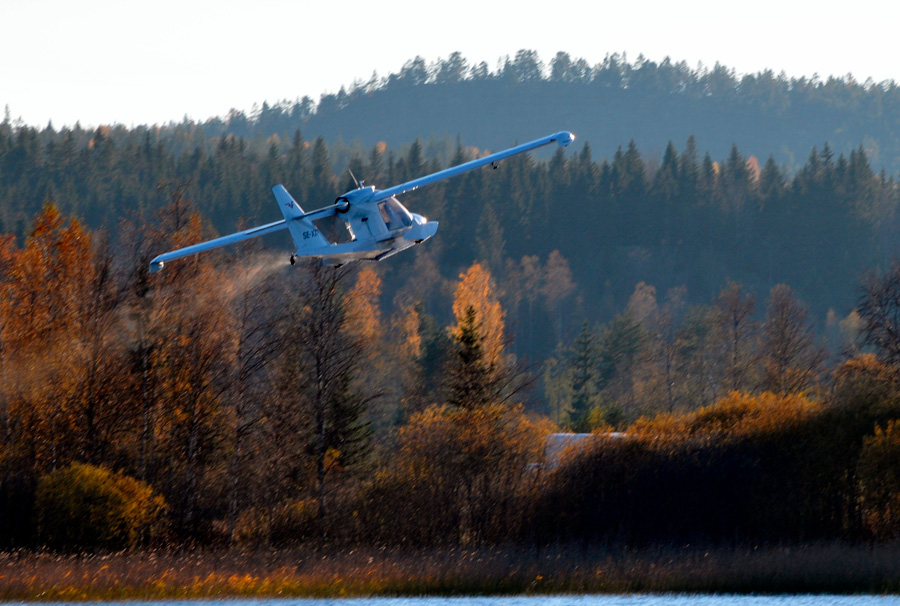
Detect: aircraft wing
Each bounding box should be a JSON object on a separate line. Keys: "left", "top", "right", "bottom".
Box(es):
{"left": 149, "top": 219, "right": 288, "bottom": 273}
{"left": 373, "top": 131, "right": 574, "bottom": 201}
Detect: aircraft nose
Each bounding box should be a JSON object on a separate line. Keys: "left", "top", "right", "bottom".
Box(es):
{"left": 404, "top": 221, "right": 438, "bottom": 242}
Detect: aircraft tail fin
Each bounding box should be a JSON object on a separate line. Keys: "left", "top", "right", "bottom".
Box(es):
{"left": 273, "top": 184, "right": 305, "bottom": 218}
{"left": 272, "top": 185, "right": 329, "bottom": 251}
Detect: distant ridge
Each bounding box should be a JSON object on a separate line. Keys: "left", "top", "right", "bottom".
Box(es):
{"left": 186, "top": 51, "right": 900, "bottom": 173}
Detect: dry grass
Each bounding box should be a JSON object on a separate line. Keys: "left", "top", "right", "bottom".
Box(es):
{"left": 3, "top": 542, "right": 900, "bottom": 601}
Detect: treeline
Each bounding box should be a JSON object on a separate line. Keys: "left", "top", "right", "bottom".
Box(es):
{"left": 534, "top": 265, "right": 900, "bottom": 544}
{"left": 2, "top": 116, "right": 899, "bottom": 363}
{"left": 13, "top": 51, "right": 900, "bottom": 174}
{"left": 0, "top": 200, "right": 547, "bottom": 548}
{"left": 543, "top": 280, "right": 831, "bottom": 427}
{"left": 535, "top": 383, "right": 900, "bottom": 545}
{"left": 162, "top": 50, "right": 900, "bottom": 175}
{"left": 5, "top": 199, "right": 900, "bottom": 550}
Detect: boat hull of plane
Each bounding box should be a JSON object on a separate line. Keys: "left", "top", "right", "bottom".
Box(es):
{"left": 312, "top": 221, "right": 438, "bottom": 266}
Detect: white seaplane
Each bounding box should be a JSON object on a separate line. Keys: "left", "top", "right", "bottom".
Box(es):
{"left": 149, "top": 131, "right": 574, "bottom": 272}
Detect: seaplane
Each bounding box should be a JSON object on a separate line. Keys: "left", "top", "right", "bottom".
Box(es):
{"left": 149, "top": 131, "right": 575, "bottom": 272}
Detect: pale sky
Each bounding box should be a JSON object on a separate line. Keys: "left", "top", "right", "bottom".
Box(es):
{"left": 2, "top": 0, "right": 898, "bottom": 129}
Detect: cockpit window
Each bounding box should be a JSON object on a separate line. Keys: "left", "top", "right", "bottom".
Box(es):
{"left": 378, "top": 198, "right": 413, "bottom": 231}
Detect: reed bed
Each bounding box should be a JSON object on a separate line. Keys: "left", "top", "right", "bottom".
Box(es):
{"left": 3, "top": 542, "right": 900, "bottom": 601}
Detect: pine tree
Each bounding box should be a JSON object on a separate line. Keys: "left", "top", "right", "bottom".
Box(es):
{"left": 447, "top": 263, "right": 529, "bottom": 411}
{"left": 451, "top": 263, "right": 505, "bottom": 368}
{"left": 567, "top": 322, "right": 601, "bottom": 431}
{"left": 309, "top": 136, "right": 335, "bottom": 206}
{"left": 366, "top": 141, "right": 386, "bottom": 186}
{"left": 474, "top": 202, "right": 506, "bottom": 275}
{"left": 402, "top": 302, "right": 453, "bottom": 416}
{"left": 447, "top": 306, "right": 493, "bottom": 410}
{"left": 286, "top": 130, "right": 309, "bottom": 197}
{"left": 653, "top": 141, "right": 680, "bottom": 244}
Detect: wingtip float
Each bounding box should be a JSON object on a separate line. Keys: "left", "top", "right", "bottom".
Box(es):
{"left": 149, "top": 131, "right": 575, "bottom": 272}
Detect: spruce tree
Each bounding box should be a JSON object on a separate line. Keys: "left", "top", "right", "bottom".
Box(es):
{"left": 447, "top": 305, "right": 492, "bottom": 410}
{"left": 567, "top": 322, "right": 600, "bottom": 431}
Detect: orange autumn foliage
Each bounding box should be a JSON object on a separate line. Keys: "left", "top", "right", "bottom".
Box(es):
{"left": 630, "top": 390, "right": 821, "bottom": 444}
{"left": 345, "top": 265, "right": 384, "bottom": 350}
{"left": 451, "top": 262, "right": 505, "bottom": 368}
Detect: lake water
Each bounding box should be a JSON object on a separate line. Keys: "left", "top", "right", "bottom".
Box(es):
{"left": 32, "top": 597, "right": 900, "bottom": 606}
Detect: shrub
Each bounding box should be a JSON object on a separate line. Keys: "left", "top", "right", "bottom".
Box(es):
{"left": 361, "top": 403, "right": 552, "bottom": 546}
{"left": 531, "top": 391, "right": 855, "bottom": 545}
{"left": 231, "top": 500, "right": 320, "bottom": 547}
{"left": 269, "top": 499, "right": 320, "bottom": 546}
{"left": 36, "top": 463, "right": 166, "bottom": 550}
{"left": 858, "top": 420, "right": 900, "bottom": 539}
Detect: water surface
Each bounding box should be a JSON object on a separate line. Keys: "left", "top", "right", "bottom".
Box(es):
{"left": 36, "top": 596, "right": 900, "bottom": 606}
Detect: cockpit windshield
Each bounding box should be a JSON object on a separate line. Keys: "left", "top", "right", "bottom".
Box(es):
{"left": 378, "top": 198, "right": 413, "bottom": 231}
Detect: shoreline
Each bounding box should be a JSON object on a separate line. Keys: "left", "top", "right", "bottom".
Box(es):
{"left": 3, "top": 542, "right": 900, "bottom": 601}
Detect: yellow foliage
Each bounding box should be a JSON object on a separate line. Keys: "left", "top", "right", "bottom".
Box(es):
{"left": 0, "top": 206, "right": 129, "bottom": 471}
{"left": 396, "top": 402, "right": 550, "bottom": 474}
{"left": 368, "top": 402, "right": 552, "bottom": 544}
{"left": 397, "top": 303, "right": 421, "bottom": 360}
{"left": 4, "top": 204, "right": 94, "bottom": 353}
{"left": 451, "top": 262, "right": 505, "bottom": 367}
{"left": 36, "top": 463, "right": 167, "bottom": 550}
{"left": 746, "top": 155, "right": 761, "bottom": 182}
{"left": 345, "top": 265, "right": 383, "bottom": 348}
{"left": 631, "top": 391, "right": 821, "bottom": 444}
{"left": 834, "top": 353, "right": 896, "bottom": 386}
{"left": 832, "top": 354, "right": 900, "bottom": 412}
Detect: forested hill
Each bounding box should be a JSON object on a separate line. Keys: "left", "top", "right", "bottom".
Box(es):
{"left": 3, "top": 50, "right": 900, "bottom": 365}
{"left": 196, "top": 51, "right": 900, "bottom": 174}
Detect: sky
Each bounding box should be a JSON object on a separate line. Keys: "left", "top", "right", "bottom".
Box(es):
{"left": 2, "top": 0, "right": 899, "bottom": 129}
